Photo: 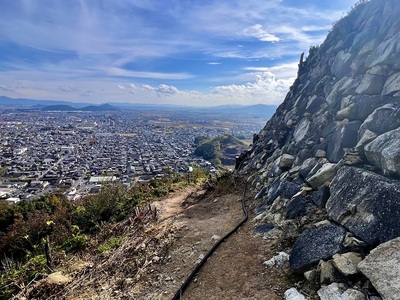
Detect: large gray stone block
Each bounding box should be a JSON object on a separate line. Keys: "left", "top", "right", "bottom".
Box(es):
{"left": 327, "top": 166, "right": 400, "bottom": 245}
{"left": 289, "top": 224, "right": 346, "bottom": 270}
{"left": 359, "top": 237, "right": 400, "bottom": 300}
{"left": 365, "top": 127, "right": 400, "bottom": 177}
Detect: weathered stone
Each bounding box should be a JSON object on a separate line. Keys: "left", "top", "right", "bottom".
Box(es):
{"left": 355, "top": 129, "right": 377, "bottom": 153}
{"left": 289, "top": 224, "right": 346, "bottom": 270}
{"left": 315, "top": 149, "right": 326, "bottom": 158}
{"left": 293, "top": 118, "right": 311, "bottom": 144}
{"left": 366, "top": 32, "right": 400, "bottom": 68}
{"left": 331, "top": 51, "right": 353, "bottom": 78}
{"left": 46, "top": 272, "right": 71, "bottom": 285}
{"left": 284, "top": 288, "right": 307, "bottom": 300}
{"left": 359, "top": 104, "right": 400, "bottom": 137}
{"left": 254, "top": 223, "right": 274, "bottom": 235}
{"left": 327, "top": 121, "right": 362, "bottom": 163}
{"left": 304, "top": 269, "right": 317, "bottom": 282}
{"left": 267, "top": 176, "right": 303, "bottom": 204}
{"left": 310, "top": 186, "right": 330, "bottom": 208}
{"left": 341, "top": 289, "right": 366, "bottom": 300}
{"left": 337, "top": 95, "right": 384, "bottom": 121}
{"left": 298, "top": 157, "right": 319, "bottom": 179}
{"left": 364, "top": 127, "right": 400, "bottom": 177}
{"left": 327, "top": 166, "right": 400, "bottom": 245}
{"left": 382, "top": 72, "right": 400, "bottom": 96}
{"left": 254, "top": 186, "right": 268, "bottom": 200}
{"left": 358, "top": 237, "right": 400, "bottom": 300}
{"left": 306, "top": 163, "right": 337, "bottom": 189}
{"left": 285, "top": 195, "right": 311, "bottom": 219}
{"left": 355, "top": 73, "right": 386, "bottom": 95}
{"left": 317, "top": 283, "right": 346, "bottom": 300}
{"left": 332, "top": 252, "right": 362, "bottom": 276}
{"left": 318, "top": 260, "right": 337, "bottom": 284}
{"left": 279, "top": 154, "right": 295, "bottom": 170}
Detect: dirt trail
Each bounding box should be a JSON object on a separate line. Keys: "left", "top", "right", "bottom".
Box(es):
{"left": 138, "top": 187, "right": 290, "bottom": 300}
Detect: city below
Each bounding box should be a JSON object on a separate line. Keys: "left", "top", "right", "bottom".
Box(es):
{"left": 0, "top": 105, "right": 272, "bottom": 204}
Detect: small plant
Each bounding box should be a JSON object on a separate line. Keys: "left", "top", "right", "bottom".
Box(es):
{"left": 97, "top": 236, "right": 126, "bottom": 253}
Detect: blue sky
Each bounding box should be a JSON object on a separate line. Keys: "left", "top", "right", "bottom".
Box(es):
{"left": 0, "top": 0, "right": 359, "bottom": 106}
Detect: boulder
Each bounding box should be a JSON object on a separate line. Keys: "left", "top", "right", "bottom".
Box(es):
{"left": 289, "top": 224, "right": 346, "bottom": 270}
{"left": 285, "top": 195, "right": 312, "bottom": 219}
{"left": 310, "top": 186, "right": 330, "bottom": 208}
{"left": 331, "top": 51, "right": 353, "bottom": 78}
{"left": 359, "top": 104, "right": 400, "bottom": 137}
{"left": 279, "top": 154, "right": 295, "bottom": 170}
{"left": 306, "top": 163, "right": 337, "bottom": 189}
{"left": 317, "top": 283, "right": 345, "bottom": 300}
{"left": 382, "top": 72, "right": 400, "bottom": 96}
{"left": 364, "top": 127, "right": 400, "bottom": 177}
{"left": 267, "top": 176, "right": 303, "bottom": 204}
{"left": 318, "top": 260, "right": 337, "bottom": 284}
{"left": 299, "top": 157, "right": 319, "bottom": 179}
{"left": 355, "top": 73, "right": 386, "bottom": 95}
{"left": 358, "top": 237, "right": 400, "bottom": 300}
{"left": 332, "top": 252, "right": 362, "bottom": 276}
{"left": 327, "top": 166, "right": 400, "bottom": 245}
{"left": 327, "top": 121, "right": 362, "bottom": 163}
{"left": 365, "top": 32, "right": 400, "bottom": 68}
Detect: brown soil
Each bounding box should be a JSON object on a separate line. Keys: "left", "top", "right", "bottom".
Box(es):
{"left": 19, "top": 185, "right": 290, "bottom": 299}
{"left": 137, "top": 186, "right": 290, "bottom": 300}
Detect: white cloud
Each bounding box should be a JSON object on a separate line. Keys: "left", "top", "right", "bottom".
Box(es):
{"left": 208, "top": 62, "right": 221, "bottom": 65}
{"left": 244, "top": 24, "right": 280, "bottom": 42}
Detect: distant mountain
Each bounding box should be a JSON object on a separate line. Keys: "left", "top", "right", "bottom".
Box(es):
{"left": 42, "top": 105, "right": 77, "bottom": 111}
{"left": 81, "top": 104, "right": 118, "bottom": 111}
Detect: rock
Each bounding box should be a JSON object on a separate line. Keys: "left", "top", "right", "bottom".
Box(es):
{"left": 310, "top": 186, "right": 330, "bottom": 208}
{"left": 304, "top": 269, "right": 317, "bottom": 282}
{"left": 284, "top": 287, "right": 307, "bottom": 300}
{"left": 359, "top": 104, "right": 400, "bottom": 137}
{"left": 327, "top": 166, "right": 400, "bottom": 245}
{"left": 264, "top": 252, "right": 290, "bottom": 267}
{"left": 299, "top": 157, "right": 319, "bottom": 179}
{"left": 293, "top": 118, "right": 311, "bottom": 143}
{"left": 254, "top": 223, "right": 274, "bottom": 235}
{"left": 280, "top": 154, "right": 295, "bottom": 170}
{"left": 254, "top": 186, "right": 268, "bottom": 200}
{"left": 46, "top": 272, "right": 71, "bottom": 285}
{"left": 289, "top": 224, "right": 346, "bottom": 270}
{"left": 267, "top": 176, "right": 303, "bottom": 204}
{"left": 331, "top": 51, "right": 353, "bottom": 78}
{"left": 318, "top": 260, "right": 337, "bottom": 284}
{"left": 306, "top": 163, "right": 337, "bottom": 189}
{"left": 364, "top": 127, "right": 400, "bottom": 177}
{"left": 315, "top": 149, "right": 326, "bottom": 158}
{"left": 327, "top": 121, "right": 362, "bottom": 163}
{"left": 355, "top": 129, "right": 377, "bottom": 153}
{"left": 355, "top": 73, "right": 386, "bottom": 95}
{"left": 332, "top": 252, "right": 362, "bottom": 276}
{"left": 358, "top": 237, "right": 400, "bottom": 300}
{"left": 317, "top": 283, "right": 345, "bottom": 300}
{"left": 382, "top": 72, "right": 400, "bottom": 96}
{"left": 341, "top": 289, "right": 366, "bottom": 300}
{"left": 285, "top": 195, "right": 312, "bottom": 219}
{"left": 365, "top": 32, "right": 400, "bottom": 68}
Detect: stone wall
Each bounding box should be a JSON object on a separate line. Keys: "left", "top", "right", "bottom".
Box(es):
{"left": 237, "top": 0, "right": 400, "bottom": 298}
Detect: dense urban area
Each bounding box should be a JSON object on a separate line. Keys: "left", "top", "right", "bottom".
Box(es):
{"left": 0, "top": 108, "right": 265, "bottom": 204}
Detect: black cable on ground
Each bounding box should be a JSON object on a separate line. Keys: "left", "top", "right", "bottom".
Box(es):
{"left": 171, "top": 181, "right": 249, "bottom": 300}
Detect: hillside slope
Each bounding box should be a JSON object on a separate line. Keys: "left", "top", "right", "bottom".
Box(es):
{"left": 237, "top": 0, "right": 400, "bottom": 298}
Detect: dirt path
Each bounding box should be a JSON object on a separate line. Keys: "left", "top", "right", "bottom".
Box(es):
{"left": 138, "top": 187, "right": 290, "bottom": 300}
